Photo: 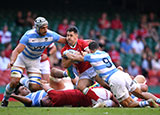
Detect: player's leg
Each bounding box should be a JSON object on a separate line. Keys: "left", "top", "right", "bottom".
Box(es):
{"left": 132, "top": 88, "right": 160, "bottom": 106}
{"left": 142, "top": 92, "right": 160, "bottom": 104}
{"left": 1, "top": 66, "right": 24, "bottom": 107}
{"left": 26, "top": 57, "right": 42, "bottom": 92}
{"left": 28, "top": 72, "right": 42, "bottom": 92}
{"left": 77, "top": 78, "right": 102, "bottom": 102}
{"left": 77, "top": 67, "right": 103, "bottom": 102}
{"left": 91, "top": 87, "right": 119, "bottom": 107}
{"left": 40, "top": 60, "right": 50, "bottom": 82}
{"left": 119, "top": 72, "right": 158, "bottom": 107}
{"left": 120, "top": 95, "right": 158, "bottom": 107}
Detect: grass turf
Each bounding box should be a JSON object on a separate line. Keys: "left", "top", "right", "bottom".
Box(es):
{"left": 0, "top": 101, "right": 160, "bottom": 115}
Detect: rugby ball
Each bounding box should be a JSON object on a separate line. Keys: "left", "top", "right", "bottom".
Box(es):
{"left": 63, "top": 49, "right": 80, "bottom": 55}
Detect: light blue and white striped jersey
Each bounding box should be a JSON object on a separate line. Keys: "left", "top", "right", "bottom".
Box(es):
{"left": 84, "top": 50, "right": 118, "bottom": 82}
{"left": 25, "top": 90, "right": 47, "bottom": 107}
{"left": 20, "top": 28, "right": 62, "bottom": 59}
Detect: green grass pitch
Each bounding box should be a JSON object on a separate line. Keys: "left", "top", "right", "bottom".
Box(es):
{"left": 0, "top": 101, "right": 160, "bottom": 115}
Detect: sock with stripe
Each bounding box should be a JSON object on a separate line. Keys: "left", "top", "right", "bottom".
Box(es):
{"left": 139, "top": 100, "right": 149, "bottom": 107}
{"left": 156, "top": 98, "right": 160, "bottom": 104}
{"left": 3, "top": 83, "right": 15, "bottom": 101}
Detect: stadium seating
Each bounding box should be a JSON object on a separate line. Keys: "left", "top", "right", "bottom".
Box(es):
{"left": 0, "top": 10, "right": 160, "bottom": 86}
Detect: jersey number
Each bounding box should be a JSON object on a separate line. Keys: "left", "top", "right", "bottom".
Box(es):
{"left": 102, "top": 58, "right": 112, "bottom": 68}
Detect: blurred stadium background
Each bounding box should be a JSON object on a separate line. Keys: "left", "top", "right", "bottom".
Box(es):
{"left": 0, "top": 0, "right": 160, "bottom": 99}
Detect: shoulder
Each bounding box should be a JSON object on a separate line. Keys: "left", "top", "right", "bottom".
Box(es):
{"left": 78, "top": 39, "right": 87, "bottom": 44}
{"left": 24, "top": 29, "right": 37, "bottom": 36}
{"left": 47, "top": 29, "right": 54, "bottom": 34}
{"left": 77, "top": 39, "right": 88, "bottom": 48}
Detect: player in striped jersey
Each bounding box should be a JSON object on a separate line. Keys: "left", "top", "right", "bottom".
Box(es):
{"left": 11, "top": 85, "right": 47, "bottom": 107}
{"left": 1, "top": 17, "right": 66, "bottom": 107}
{"left": 66, "top": 41, "right": 159, "bottom": 108}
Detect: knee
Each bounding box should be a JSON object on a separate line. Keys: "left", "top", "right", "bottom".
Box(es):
{"left": 29, "top": 83, "right": 41, "bottom": 92}
{"left": 10, "top": 78, "right": 20, "bottom": 88}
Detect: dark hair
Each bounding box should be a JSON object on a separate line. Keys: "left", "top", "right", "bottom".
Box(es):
{"left": 66, "top": 26, "right": 79, "bottom": 34}
{"left": 89, "top": 41, "right": 99, "bottom": 51}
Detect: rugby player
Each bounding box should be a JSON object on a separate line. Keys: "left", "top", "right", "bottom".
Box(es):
{"left": 1, "top": 17, "right": 66, "bottom": 107}
{"left": 66, "top": 41, "right": 159, "bottom": 108}
{"left": 60, "top": 26, "right": 110, "bottom": 106}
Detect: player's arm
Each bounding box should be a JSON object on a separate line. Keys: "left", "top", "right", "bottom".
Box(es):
{"left": 65, "top": 53, "right": 85, "bottom": 62}
{"left": 8, "top": 43, "right": 25, "bottom": 68}
{"left": 40, "top": 81, "right": 53, "bottom": 93}
{"left": 95, "top": 75, "right": 111, "bottom": 90}
{"left": 49, "top": 45, "right": 57, "bottom": 55}
{"left": 10, "top": 93, "right": 32, "bottom": 107}
{"left": 57, "top": 37, "right": 67, "bottom": 44}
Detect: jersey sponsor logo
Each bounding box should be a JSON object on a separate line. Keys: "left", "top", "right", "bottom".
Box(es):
{"left": 31, "top": 46, "right": 46, "bottom": 50}
{"left": 29, "top": 37, "right": 53, "bottom": 43}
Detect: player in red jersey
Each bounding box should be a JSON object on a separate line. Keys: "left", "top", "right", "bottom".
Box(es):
{"left": 10, "top": 80, "right": 119, "bottom": 107}
{"left": 60, "top": 26, "right": 109, "bottom": 107}
{"left": 41, "top": 81, "right": 119, "bottom": 107}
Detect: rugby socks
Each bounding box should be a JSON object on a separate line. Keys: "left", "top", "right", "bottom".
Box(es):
{"left": 20, "top": 77, "right": 29, "bottom": 88}
{"left": 139, "top": 101, "right": 149, "bottom": 107}
{"left": 3, "top": 83, "right": 15, "bottom": 101}
{"left": 83, "top": 87, "right": 100, "bottom": 101}
{"left": 155, "top": 98, "right": 160, "bottom": 104}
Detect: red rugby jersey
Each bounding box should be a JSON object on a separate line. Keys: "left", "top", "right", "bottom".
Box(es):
{"left": 61, "top": 39, "right": 92, "bottom": 74}
{"left": 48, "top": 89, "right": 92, "bottom": 107}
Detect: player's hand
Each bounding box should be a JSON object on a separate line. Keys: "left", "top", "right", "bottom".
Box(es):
{"left": 40, "top": 81, "right": 51, "bottom": 92}
{"left": 7, "top": 62, "right": 14, "bottom": 69}
{"left": 81, "top": 51, "right": 88, "bottom": 56}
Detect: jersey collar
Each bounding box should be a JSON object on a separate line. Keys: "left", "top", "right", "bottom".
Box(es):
{"left": 68, "top": 41, "right": 78, "bottom": 48}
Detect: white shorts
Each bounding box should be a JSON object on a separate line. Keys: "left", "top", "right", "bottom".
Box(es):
{"left": 14, "top": 53, "right": 41, "bottom": 73}
{"left": 79, "top": 67, "right": 97, "bottom": 81}
{"left": 92, "top": 87, "right": 111, "bottom": 100}
{"left": 40, "top": 60, "right": 50, "bottom": 74}
{"left": 91, "top": 87, "right": 112, "bottom": 105}
{"left": 108, "top": 70, "right": 137, "bottom": 102}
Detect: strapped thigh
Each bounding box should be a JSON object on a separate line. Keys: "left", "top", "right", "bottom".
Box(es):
{"left": 11, "top": 67, "right": 23, "bottom": 78}
{"left": 28, "top": 73, "right": 41, "bottom": 85}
